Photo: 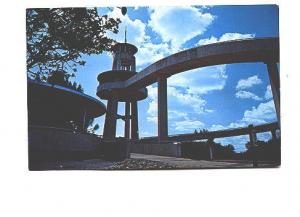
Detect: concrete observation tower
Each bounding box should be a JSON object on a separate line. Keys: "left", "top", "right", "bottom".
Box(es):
{"left": 97, "top": 34, "right": 147, "bottom": 140}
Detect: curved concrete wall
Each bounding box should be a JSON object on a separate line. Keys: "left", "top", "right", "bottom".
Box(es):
{"left": 28, "top": 126, "right": 100, "bottom": 152}
{"left": 130, "top": 142, "right": 181, "bottom": 157}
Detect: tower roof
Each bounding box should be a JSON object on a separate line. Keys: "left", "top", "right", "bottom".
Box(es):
{"left": 111, "top": 42, "right": 138, "bottom": 54}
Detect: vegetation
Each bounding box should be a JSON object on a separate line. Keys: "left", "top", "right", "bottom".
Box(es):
{"left": 181, "top": 140, "right": 235, "bottom": 160}
{"left": 180, "top": 137, "right": 280, "bottom": 163}
{"left": 86, "top": 118, "right": 100, "bottom": 134}
{"left": 194, "top": 128, "right": 209, "bottom": 134}
{"left": 67, "top": 118, "right": 100, "bottom": 134}
{"left": 27, "top": 7, "right": 122, "bottom": 133}
{"left": 46, "top": 70, "right": 84, "bottom": 92}
{"left": 26, "top": 7, "right": 121, "bottom": 81}
{"left": 243, "top": 138, "right": 281, "bottom": 162}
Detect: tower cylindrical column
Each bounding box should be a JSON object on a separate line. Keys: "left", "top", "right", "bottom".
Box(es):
{"left": 124, "top": 101, "right": 131, "bottom": 139}
{"left": 97, "top": 42, "right": 147, "bottom": 140}
{"left": 271, "top": 129, "right": 277, "bottom": 140}
{"left": 103, "top": 98, "right": 118, "bottom": 140}
{"left": 131, "top": 101, "right": 139, "bottom": 139}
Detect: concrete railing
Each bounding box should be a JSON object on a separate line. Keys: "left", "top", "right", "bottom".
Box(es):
{"left": 131, "top": 122, "right": 279, "bottom": 159}
{"left": 28, "top": 125, "right": 101, "bottom": 152}
{"left": 139, "top": 122, "right": 279, "bottom": 143}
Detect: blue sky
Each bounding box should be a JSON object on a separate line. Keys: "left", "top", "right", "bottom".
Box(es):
{"left": 74, "top": 5, "right": 279, "bottom": 152}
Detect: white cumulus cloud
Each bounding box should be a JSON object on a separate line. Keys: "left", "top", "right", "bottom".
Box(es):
{"left": 106, "top": 8, "right": 173, "bottom": 68}
{"left": 209, "top": 124, "right": 227, "bottom": 131}
{"left": 197, "top": 32, "right": 255, "bottom": 46}
{"left": 174, "top": 119, "right": 205, "bottom": 132}
{"left": 146, "top": 84, "right": 209, "bottom": 120}
{"left": 168, "top": 65, "right": 227, "bottom": 95}
{"left": 136, "top": 42, "right": 172, "bottom": 67}
{"left": 148, "top": 6, "right": 215, "bottom": 49}
{"left": 225, "top": 100, "right": 276, "bottom": 127}
{"left": 147, "top": 116, "right": 158, "bottom": 124}
{"left": 214, "top": 135, "right": 250, "bottom": 153}
{"left": 208, "top": 100, "right": 277, "bottom": 150}
{"left": 146, "top": 83, "right": 211, "bottom": 126}
{"left": 168, "top": 86, "right": 208, "bottom": 114}
{"left": 146, "top": 65, "right": 228, "bottom": 130}
{"left": 256, "top": 132, "right": 272, "bottom": 142}
{"left": 146, "top": 85, "right": 158, "bottom": 123}
{"left": 264, "top": 85, "right": 273, "bottom": 100}
{"left": 235, "top": 90, "right": 263, "bottom": 101}
{"left": 107, "top": 8, "right": 148, "bottom": 45}
{"left": 236, "top": 75, "right": 262, "bottom": 90}
{"left": 241, "top": 100, "right": 277, "bottom": 124}
{"left": 168, "top": 110, "right": 188, "bottom": 120}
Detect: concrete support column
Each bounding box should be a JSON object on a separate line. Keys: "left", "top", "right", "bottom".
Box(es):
{"left": 248, "top": 124, "right": 257, "bottom": 147}
{"left": 271, "top": 129, "right": 277, "bottom": 140}
{"left": 131, "top": 101, "right": 139, "bottom": 140}
{"left": 266, "top": 62, "right": 280, "bottom": 126}
{"left": 132, "top": 57, "right": 136, "bottom": 72}
{"left": 207, "top": 138, "right": 214, "bottom": 161}
{"left": 157, "top": 76, "right": 168, "bottom": 142}
{"left": 248, "top": 124, "right": 258, "bottom": 167}
{"left": 103, "top": 98, "right": 118, "bottom": 140}
{"left": 124, "top": 101, "right": 131, "bottom": 139}
{"left": 82, "top": 108, "right": 87, "bottom": 132}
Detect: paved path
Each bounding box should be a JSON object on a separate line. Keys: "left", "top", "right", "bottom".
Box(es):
{"left": 30, "top": 154, "right": 277, "bottom": 170}
{"left": 131, "top": 153, "right": 254, "bottom": 169}
{"left": 30, "top": 159, "right": 116, "bottom": 170}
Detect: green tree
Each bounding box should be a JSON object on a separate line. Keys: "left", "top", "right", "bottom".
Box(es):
{"left": 72, "top": 81, "right": 78, "bottom": 90}
{"left": 86, "top": 118, "right": 100, "bottom": 134}
{"left": 26, "top": 7, "right": 121, "bottom": 80}
{"left": 225, "top": 144, "right": 235, "bottom": 152}
{"left": 45, "top": 70, "right": 84, "bottom": 93}
{"left": 92, "top": 124, "right": 100, "bottom": 133}
{"left": 76, "top": 84, "right": 84, "bottom": 93}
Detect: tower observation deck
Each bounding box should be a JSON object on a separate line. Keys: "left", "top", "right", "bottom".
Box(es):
{"left": 97, "top": 42, "right": 148, "bottom": 140}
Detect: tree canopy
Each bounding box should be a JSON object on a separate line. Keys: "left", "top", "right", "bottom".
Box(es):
{"left": 26, "top": 7, "right": 121, "bottom": 81}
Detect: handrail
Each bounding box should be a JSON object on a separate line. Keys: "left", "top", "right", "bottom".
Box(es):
{"left": 139, "top": 122, "right": 279, "bottom": 142}
{"left": 28, "top": 122, "right": 279, "bottom": 142}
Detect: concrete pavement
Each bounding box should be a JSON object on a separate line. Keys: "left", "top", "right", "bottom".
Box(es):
{"left": 131, "top": 153, "right": 255, "bottom": 169}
